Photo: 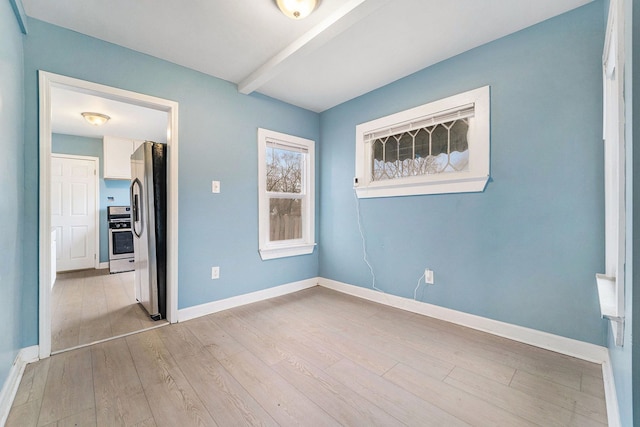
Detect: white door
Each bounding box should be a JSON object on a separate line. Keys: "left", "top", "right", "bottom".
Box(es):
{"left": 51, "top": 155, "right": 98, "bottom": 272}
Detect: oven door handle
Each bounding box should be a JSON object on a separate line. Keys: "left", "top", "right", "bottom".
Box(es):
{"left": 130, "top": 178, "right": 144, "bottom": 238}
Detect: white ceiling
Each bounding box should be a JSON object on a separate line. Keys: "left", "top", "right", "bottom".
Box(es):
{"left": 51, "top": 87, "right": 168, "bottom": 143}
{"left": 25, "top": 0, "right": 593, "bottom": 113}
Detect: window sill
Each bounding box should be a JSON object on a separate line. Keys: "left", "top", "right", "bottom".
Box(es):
{"left": 259, "top": 243, "right": 316, "bottom": 260}
{"left": 355, "top": 174, "right": 489, "bottom": 199}
{"left": 595, "top": 273, "right": 624, "bottom": 346}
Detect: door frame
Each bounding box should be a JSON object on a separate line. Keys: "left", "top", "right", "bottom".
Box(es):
{"left": 39, "top": 71, "right": 180, "bottom": 359}
{"left": 50, "top": 153, "right": 100, "bottom": 271}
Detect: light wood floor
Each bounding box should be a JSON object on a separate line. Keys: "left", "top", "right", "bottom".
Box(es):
{"left": 8, "top": 286, "right": 608, "bottom": 426}
{"left": 51, "top": 269, "right": 164, "bottom": 353}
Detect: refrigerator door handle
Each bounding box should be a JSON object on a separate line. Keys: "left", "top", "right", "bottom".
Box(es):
{"left": 131, "top": 178, "right": 144, "bottom": 238}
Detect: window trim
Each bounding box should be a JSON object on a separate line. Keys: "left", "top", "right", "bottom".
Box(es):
{"left": 596, "top": 0, "right": 625, "bottom": 346}
{"left": 258, "top": 128, "right": 316, "bottom": 260}
{"left": 354, "top": 86, "right": 490, "bottom": 198}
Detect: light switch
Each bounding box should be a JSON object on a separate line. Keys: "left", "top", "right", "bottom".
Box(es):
{"left": 212, "top": 180, "right": 220, "bottom": 193}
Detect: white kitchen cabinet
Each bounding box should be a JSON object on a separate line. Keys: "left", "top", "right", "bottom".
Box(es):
{"left": 103, "top": 136, "right": 145, "bottom": 179}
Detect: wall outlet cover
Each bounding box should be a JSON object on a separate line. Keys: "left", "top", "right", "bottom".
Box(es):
{"left": 425, "top": 269, "right": 434, "bottom": 285}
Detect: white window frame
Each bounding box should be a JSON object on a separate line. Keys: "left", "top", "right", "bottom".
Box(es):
{"left": 258, "top": 128, "right": 316, "bottom": 260}
{"left": 596, "top": 0, "right": 625, "bottom": 346}
{"left": 354, "top": 86, "right": 490, "bottom": 199}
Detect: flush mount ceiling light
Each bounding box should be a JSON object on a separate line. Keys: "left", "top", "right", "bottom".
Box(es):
{"left": 81, "top": 112, "right": 111, "bottom": 126}
{"left": 276, "top": 0, "right": 317, "bottom": 19}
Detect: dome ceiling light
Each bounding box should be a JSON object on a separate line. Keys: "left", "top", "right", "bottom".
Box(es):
{"left": 276, "top": 0, "right": 318, "bottom": 20}
{"left": 81, "top": 112, "right": 111, "bottom": 126}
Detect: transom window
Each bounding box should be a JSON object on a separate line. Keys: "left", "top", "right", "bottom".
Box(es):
{"left": 355, "top": 86, "right": 490, "bottom": 198}
{"left": 258, "top": 128, "right": 315, "bottom": 260}
{"left": 371, "top": 117, "right": 470, "bottom": 181}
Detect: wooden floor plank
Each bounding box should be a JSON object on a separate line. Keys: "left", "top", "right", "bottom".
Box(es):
{"left": 79, "top": 274, "right": 112, "bottom": 345}
{"left": 510, "top": 369, "right": 608, "bottom": 424}
{"left": 263, "top": 297, "right": 400, "bottom": 375}
{"left": 180, "top": 316, "right": 245, "bottom": 360}
{"left": 280, "top": 289, "right": 515, "bottom": 385}
{"left": 444, "top": 367, "right": 607, "bottom": 427}
{"left": 156, "top": 322, "right": 206, "bottom": 361}
{"left": 231, "top": 302, "right": 344, "bottom": 370}
{"left": 126, "top": 331, "right": 217, "bottom": 427}
{"left": 374, "top": 308, "right": 584, "bottom": 390}
{"left": 125, "top": 330, "right": 183, "bottom": 389}
{"left": 582, "top": 373, "right": 607, "bottom": 399}
{"left": 179, "top": 351, "right": 278, "bottom": 426}
{"left": 37, "top": 348, "right": 95, "bottom": 426}
{"left": 218, "top": 350, "right": 341, "bottom": 426}
{"left": 326, "top": 358, "right": 470, "bottom": 426}
{"left": 5, "top": 399, "right": 41, "bottom": 427}
{"left": 384, "top": 362, "right": 536, "bottom": 426}
{"left": 271, "top": 354, "right": 403, "bottom": 426}
{"left": 11, "top": 358, "right": 50, "bottom": 408}
{"left": 42, "top": 407, "right": 97, "bottom": 427}
{"left": 92, "top": 339, "right": 154, "bottom": 426}
{"left": 142, "top": 381, "right": 216, "bottom": 427}
{"left": 211, "top": 312, "right": 288, "bottom": 366}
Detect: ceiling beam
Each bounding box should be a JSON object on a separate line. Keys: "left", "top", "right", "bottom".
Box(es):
{"left": 238, "top": 0, "right": 391, "bottom": 95}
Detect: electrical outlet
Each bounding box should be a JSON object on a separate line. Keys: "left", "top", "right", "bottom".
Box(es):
{"left": 212, "top": 180, "right": 220, "bottom": 193}
{"left": 425, "top": 268, "right": 434, "bottom": 285}
{"left": 211, "top": 266, "right": 220, "bottom": 279}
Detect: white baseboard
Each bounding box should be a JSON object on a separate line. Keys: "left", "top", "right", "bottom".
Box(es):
{"left": 178, "top": 277, "right": 319, "bottom": 322}
{"left": 318, "top": 278, "right": 608, "bottom": 364}
{"left": 0, "top": 346, "right": 39, "bottom": 426}
{"left": 98, "top": 262, "right": 109, "bottom": 269}
{"left": 601, "top": 355, "right": 621, "bottom": 427}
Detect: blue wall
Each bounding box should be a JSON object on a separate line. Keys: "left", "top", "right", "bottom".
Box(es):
{"left": 22, "top": 18, "right": 320, "bottom": 346}
{"left": 0, "top": 0, "right": 25, "bottom": 388}
{"left": 319, "top": 2, "right": 607, "bottom": 345}
{"left": 51, "top": 133, "right": 131, "bottom": 264}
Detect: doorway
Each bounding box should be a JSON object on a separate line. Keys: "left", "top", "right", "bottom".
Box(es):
{"left": 39, "top": 71, "right": 179, "bottom": 358}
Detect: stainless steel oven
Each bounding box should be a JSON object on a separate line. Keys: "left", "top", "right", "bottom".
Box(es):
{"left": 107, "top": 206, "right": 134, "bottom": 273}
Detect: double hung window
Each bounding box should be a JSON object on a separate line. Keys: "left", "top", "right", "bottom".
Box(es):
{"left": 258, "top": 128, "right": 315, "bottom": 260}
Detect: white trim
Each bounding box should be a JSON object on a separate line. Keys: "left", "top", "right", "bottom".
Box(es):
{"left": 318, "top": 278, "right": 608, "bottom": 363}
{"left": 355, "top": 86, "right": 490, "bottom": 199}
{"left": 601, "top": 355, "right": 621, "bottom": 427}
{"left": 50, "top": 153, "right": 101, "bottom": 270}
{"left": 257, "top": 128, "right": 316, "bottom": 260}
{"left": 598, "top": 0, "right": 626, "bottom": 346}
{"left": 355, "top": 176, "right": 489, "bottom": 199}
{"left": 259, "top": 243, "right": 316, "bottom": 260}
{"left": 0, "top": 346, "right": 39, "bottom": 426}
{"left": 99, "top": 262, "right": 109, "bottom": 269}
{"left": 178, "top": 277, "right": 318, "bottom": 322}
{"left": 38, "top": 71, "right": 180, "bottom": 359}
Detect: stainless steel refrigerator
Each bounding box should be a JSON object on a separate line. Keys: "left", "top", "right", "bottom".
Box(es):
{"left": 130, "top": 142, "right": 167, "bottom": 320}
